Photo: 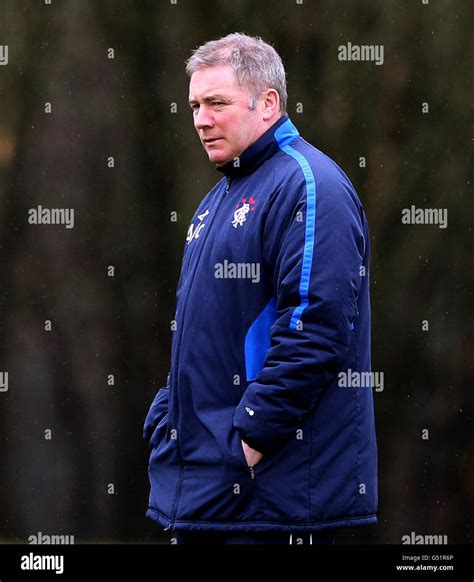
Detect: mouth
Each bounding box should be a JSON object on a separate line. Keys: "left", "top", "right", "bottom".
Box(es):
{"left": 203, "top": 137, "right": 223, "bottom": 146}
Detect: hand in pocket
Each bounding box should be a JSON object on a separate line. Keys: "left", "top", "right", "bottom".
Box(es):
{"left": 241, "top": 439, "right": 264, "bottom": 467}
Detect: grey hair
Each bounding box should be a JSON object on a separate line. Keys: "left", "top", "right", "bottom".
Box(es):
{"left": 185, "top": 33, "right": 287, "bottom": 113}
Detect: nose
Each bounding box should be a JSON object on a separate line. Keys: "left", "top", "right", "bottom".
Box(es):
{"left": 194, "top": 105, "right": 214, "bottom": 131}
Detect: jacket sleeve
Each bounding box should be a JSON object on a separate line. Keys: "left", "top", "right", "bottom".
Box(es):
{"left": 233, "top": 164, "right": 366, "bottom": 455}
{"left": 143, "top": 373, "right": 170, "bottom": 441}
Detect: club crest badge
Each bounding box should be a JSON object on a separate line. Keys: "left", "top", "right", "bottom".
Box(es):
{"left": 232, "top": 196, "right": 256, "bottom": 228}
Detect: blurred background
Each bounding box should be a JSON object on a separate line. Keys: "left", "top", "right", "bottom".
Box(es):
{"left": 0, "top": 0, "right": 472, "bottom": 544}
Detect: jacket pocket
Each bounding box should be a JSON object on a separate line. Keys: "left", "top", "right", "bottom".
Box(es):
{"left": 143, "top": 385, "right": 169, "bottom": 443}
{"left": 232, "top": 428, "right": 272, "bottom": 481}
{"left": 149, "top": 411, "right": 169, "bottom": 449}
{"left": 230, "top": 428, "right": 250, "bottom": 470}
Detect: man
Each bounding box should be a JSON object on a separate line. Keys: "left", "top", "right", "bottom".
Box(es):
{"left": 144, "top": 33, "right": 378, "bottom": 545}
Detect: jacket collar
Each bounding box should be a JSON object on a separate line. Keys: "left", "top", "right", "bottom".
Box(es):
{"left": 216, "top": 114, "right": 299, "bottom": 178}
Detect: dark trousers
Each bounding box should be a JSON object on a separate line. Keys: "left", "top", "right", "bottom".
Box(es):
{"left": 172, "top": 529, "right": 336, "bottom": 545}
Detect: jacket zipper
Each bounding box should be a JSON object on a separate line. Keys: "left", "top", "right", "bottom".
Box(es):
{"left": 168, "top": 176, "right": 232, "bottom": 523}
{"left": 170, "top": 175, "right": 233, "bottom": 429}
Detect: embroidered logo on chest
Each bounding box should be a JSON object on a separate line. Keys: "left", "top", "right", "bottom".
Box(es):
{"left": 186, "top": 209, "right": 209, "bottom": 244}
{"left": 232, "top": 196, "right": 256, "bottom": 228}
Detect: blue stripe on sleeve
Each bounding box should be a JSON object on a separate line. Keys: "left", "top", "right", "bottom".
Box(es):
{"left": 274, "top": 119, "right": 317, "bottom": 331}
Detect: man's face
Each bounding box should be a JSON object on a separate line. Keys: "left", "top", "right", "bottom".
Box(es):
{"left": 189, "top": 65, "right": 266, "bottom": 166}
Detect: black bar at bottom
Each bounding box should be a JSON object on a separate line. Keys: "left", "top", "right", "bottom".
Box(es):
{"left": 0, "top": 544, "right": 472, "bottom": 578}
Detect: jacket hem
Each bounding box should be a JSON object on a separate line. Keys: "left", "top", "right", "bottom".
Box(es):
{"left": 146, "top": 505, "right": 377, "bottom": 533}
{"left": 146, "top": 507, "right": 172, "bottom": 530}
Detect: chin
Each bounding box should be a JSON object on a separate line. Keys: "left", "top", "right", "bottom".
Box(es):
{"left": 209, "top": 152, "right": 231, "bottom": 165}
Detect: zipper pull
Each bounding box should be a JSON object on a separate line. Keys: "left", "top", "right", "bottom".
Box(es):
{"left": 225, "top": 176, "right": 232, "bottom": 193}
{"left": 248, "top": 465, "right": 255, "bottom": 480}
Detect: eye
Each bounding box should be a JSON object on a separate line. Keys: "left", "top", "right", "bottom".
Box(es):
{"left": 212, "top": 101, "right": 224, "bottom": 107}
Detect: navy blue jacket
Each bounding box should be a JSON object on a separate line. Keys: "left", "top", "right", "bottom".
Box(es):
{"left": 144, "top": 115, "right": 378, "bottom": 533}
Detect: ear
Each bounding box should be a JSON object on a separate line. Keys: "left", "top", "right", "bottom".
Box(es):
{"left": 261, "top": 89, "right": 280, "bottom": 120}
